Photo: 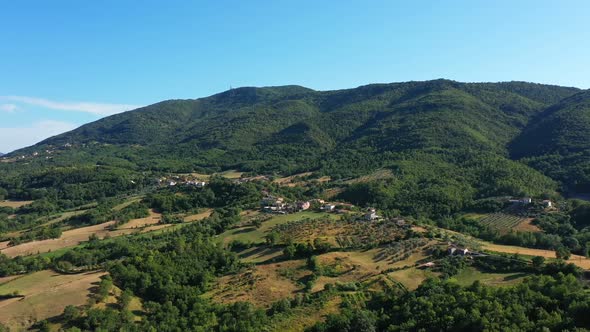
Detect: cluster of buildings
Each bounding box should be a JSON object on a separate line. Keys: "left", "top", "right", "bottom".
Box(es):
{"left": 158, "top": 176, "right": 207, "bottom": 188}
{"left": 509, "top": 197, "right": 553, "bottom": 208}
{"left": 260, "top": 195, "right": 311, "bottom": 214}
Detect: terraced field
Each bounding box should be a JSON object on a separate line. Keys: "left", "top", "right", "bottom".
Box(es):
{"left": 479, "top": 213, "right": 527, "bottom": 231}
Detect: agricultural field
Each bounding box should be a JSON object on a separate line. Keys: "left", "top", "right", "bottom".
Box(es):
{"left": 478, "top": 212, "right": 528, "bottom": 232}
{"left": 480, "top": 241, "right": 590, "bottom": 269}
{"left": 217, "top": 211, "right": 337, "bottom": 245}
{"left": 0, "top": 270, "right": 106, "bottom": 331}
{"left": 272, "top": 217, "right": 409, "bottom": 249}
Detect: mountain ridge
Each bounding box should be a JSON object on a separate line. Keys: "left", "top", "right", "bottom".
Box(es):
{"left": 1, "top": 79, "right": 587, "bottom": 217}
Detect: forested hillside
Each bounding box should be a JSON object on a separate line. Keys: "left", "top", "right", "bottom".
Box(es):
{"left": 0, "top": 80, "right": 584, "bottom": 217}
{"left": 511, "top": 90, "right": 590, "bottom": 192}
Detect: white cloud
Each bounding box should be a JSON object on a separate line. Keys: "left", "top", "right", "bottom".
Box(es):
{"left": 0, "top": 120, "right": 78, "bottom": 153}
{"left": 0, "top": 103, "right": 18, "bottom": 112}
{"left": 0, "top": 96, "right": 142, "bottom": 116}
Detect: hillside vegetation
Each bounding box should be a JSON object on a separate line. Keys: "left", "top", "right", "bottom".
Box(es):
{"left": 0, "top": 80, "right": 582, "bottom": 218}
{"left": 2, "top": 77, "right": 590, "bottom": 332}
{"left": 511, "top": 90, "right": 590, "bottom": 192}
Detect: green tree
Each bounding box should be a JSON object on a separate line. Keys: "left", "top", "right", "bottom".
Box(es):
{"left": 283, "top": 243, "right": 296, "bottom": 259}
{"left": 532, "top": 256, "right": 545, "bottom": 269}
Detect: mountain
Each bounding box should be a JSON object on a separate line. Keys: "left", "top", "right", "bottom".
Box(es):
{"left": 511, "top": 90, "right": 590, "bottom": 192}
{"left": 1, "top": 79, "right": 582, "bottom": 216}
{"left": 18, "top": 80, "right": 578, "bottom": 171}
{"left": 0, "top": 152, "right": 4, "bottom": 157}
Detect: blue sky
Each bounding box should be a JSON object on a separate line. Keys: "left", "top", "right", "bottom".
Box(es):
{"left": 1, "top": 0, "right": 589, "bottom": 152}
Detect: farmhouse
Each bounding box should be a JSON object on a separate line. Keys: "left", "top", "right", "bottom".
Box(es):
{"left": 261, "top": 196, "right": 288, "bottom": 213}
{"left": 418, "top": 261, "right": 436, "bottom": 269}
{"left": 364, "top": 208, "right": 380, "bottom": 221}
{"left": 321, "top": 204, "right": 336, "bottom": 212}
{"left": 509, "top": 197, "right": 532, "bottom": 205}
{"left": 448, "top": 246, "right": 469, "bottom": 256}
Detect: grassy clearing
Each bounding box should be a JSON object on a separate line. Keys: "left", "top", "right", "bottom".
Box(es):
{"left": 462, "top": 212, "right": 487, "bottom": 221}
{"left": 268, "top": 296, "right": 342, "bottom": 332}
{"left": 1, "top": 219, "right": 155, "bottom": 258}
{"left": 217, "top": 170, "right": 244, "bottom": 179}
{"left": 513, "top": 218, "right": 542, "bottom": 232}
{"left": 273, "top": 172, "right": 314, "bottom": 185}
{"left": 237, "top": 246, "right": 285, "bottom": 264}
{"left": 0, "top": 270, "right": 105, "bottom": 331}
{"left": 344, "top": 169, "right": 394, "bottom": 184}
{"left": 449, "top": 267, "right": 527, "bottom": 287}
{"left": 387, "top": 268, "right": 435, "bottom": 290}
{"left": 117, "top": 209, "right": 161, "bottom": 229}
{"left": 112, "top": 196, "right": 142, "bottom": 211}
{"left": 217, "top": 211, "right": 337, "bottom": 245}
{"left": 0, "top": 221, "right": 117, "bottom": 257}
{"left": 0, "top": 200, "right": 34, "bottom": 208}
{"left": 183, "top": 209, "right": 213, "bottom": 222}
{"left": 205, "top": 259, "right": 308, "bottom": 307}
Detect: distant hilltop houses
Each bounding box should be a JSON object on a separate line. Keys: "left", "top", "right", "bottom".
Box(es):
{"left": 159, "top": 175, "right": 207, "bottom": 188}
{"left": 258, "top": 195, "right": 408, "bottom": 225}
{"left": 0, "top": 142, "right": 80, "bottom": 162}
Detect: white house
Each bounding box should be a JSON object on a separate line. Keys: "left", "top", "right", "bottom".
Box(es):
{"left": 364, "top": 208, "right": 379, "bottom": 221}
{"left": 321, "top": 204, "right": 336, "bottom": 212}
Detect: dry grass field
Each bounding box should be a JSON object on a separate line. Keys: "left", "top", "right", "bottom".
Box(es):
{"left": 183, "top": 209, "right": 213, "bottom": 222}
{"left": 0, "top": 200, "right": 34, "bottom": 208}
{"left": 0, "top": 270, "right": 106, "bottom": 331}
{"left": 513, "top": 218, "right": 542, "bottom": 232}
{"left": 1, "top": 211, "right": 166, "bottom": 257}
{"left": 207, "top": 259, "right": 308, "bottom": 307}
{"left": 481, "top": 241, "right": 590, "bottom": 269}
{"left": 117, "top": 209, "right": 162, "bottom": 229}
{"left": 0, "top": 221, "right": 119, "bottom": 257}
